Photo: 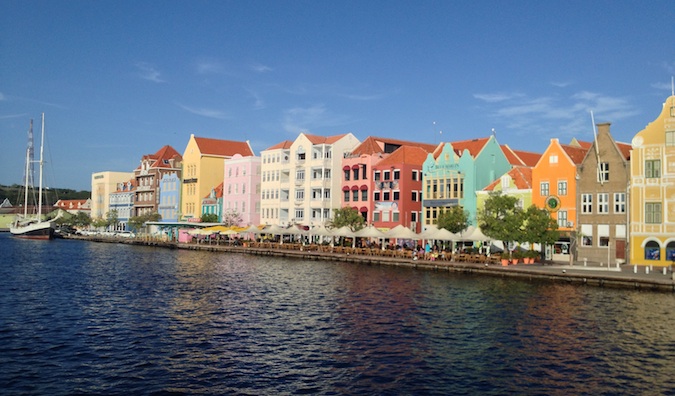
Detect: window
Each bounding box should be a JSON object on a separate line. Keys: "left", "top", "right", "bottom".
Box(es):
{"left": 393, "top": 170, "right": 400, "bottom": 180}
{"left": 374, "top": 192, "right": 380, "bottom": 201}
{"left": 295, "top": 189, "right": 304, "bottom": 200}
{"left": 361, "top": 190, "right": 367, "bottom": 201}
{"left": 412, "top": 170, "right": 418, "bottom": 181}
{"left": 296, "top": 170, "right": 305, "bottom": 180}
{"left": 549, "top": 155, "right": 558, "bottom": 164}
{"left": 374, "top": 171, "right": 381, "bottom": 181}
{"left": 667, "top": 131, "right": 675, "bottom": 146}
{"left": 598, "top": 162, "right": 609, "bottom": 182}
{"left": 382, "top": 211, "right": 390, "bottom": 222}
{"left": 557, "top": 210, "right": 568, "bottom": 228}
{"left": 581, "top": 224, "right": 593, "bottom": 246}
{"left": 412, "top": 191, "right": 418, "bottom": 201}
{"left": 557, "top": 180, "right": 567, "bottom": 196}
{"left": 373, "top": 212, "right": 380, "bottom": 222}
{"left": 597, "top": 193, "right": 609, "bottom": 214}
{"left": 645, "top": 159, "right": 661, "bottom": 178}
{"left": 393, "top": 191, "right": 400, "bottom": 201}
{"left": 344, "top": 191, "right": 350, "bottom": 202}
{"left": 295, "top": 209, "right": 304, "bottom": 220}
{"left": 344, "top": 170, "right": 350, "bottom": 181}
{"left": 581, "top": 194, "right": 593, "bottom": 214}
{"left": 383, "top": 170, "right": 390, "bottom": 180}
{"left": 645, "top": 202, "right": 662, "bottom": 224}
{"left": 352, "top": 190, "right": 358, "bottom": 201}
{"left": 645, "top": 240, "right": 660, "bottom": 260}
{"left": 393, "top": 212, "right": 399, "bottom": 222}
{"left": 614, "top": 193, "right": 625, "bottom": 213}
{"left": 598, "top": 224, "right": 609, "bottom": 247}
{"left": 411, "top": 212, "right": 417, "bottom": 222}
{"left": 324, "top": 190, "right": 331, "bottom": 199}
{"left": 383, "top": 192, "right": 390, "bottom": 201}
{"left": 540, "top": 182, "right": 549, "bottom": 196}
{"left": 353, "top": 168, "right": 359, "bottom": 180}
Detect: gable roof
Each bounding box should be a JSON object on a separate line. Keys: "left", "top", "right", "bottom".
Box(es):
{"left": 374, "top": 145, "right": 430, "bottom": 167}
{"left": 194, "top": 136, "right": 254, "bottom": 157}
{"left": 561, "top": 144, "right": 589, "bottom": 165}
{"left": 432, "top": 137, "right": 491, "bottom": 159}
{"left": 483, "top": 166, "right": 533, "bottom": 191}
{"left": 303, "top": 133, "right": 349, "bottom": 145}
{"left": 350, "top": 136, "right": 438, "bottom": 156}
{"left": 204, "top": 182, "right": 224, "bottom": 199}
{"left": 137, "top": 145, "right": 182, "bottom": 170}
{"left": 501, "top": 145, "right": 542, "bottom": 167}
{"left": 265, "top": 140, "right": 293, "bottom": 150}
{"left": 616, "top": 142, "right": 631, "bottom": 161}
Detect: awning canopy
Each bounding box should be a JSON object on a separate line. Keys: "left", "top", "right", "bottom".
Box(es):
{"left": 342, "top": 165, "right": 351, "bottom": 171}
{"left": 359, "top": 206, "right": 368, "bottom": 212}
{"left": 360, "top": 184, "right": 368, "bottom": 190}
{"left": 342, "top": 186, "right": 350, "bottom": 191}
{"left": 351, "top": 185, "right": 359, "bottom": 191}
{"left": 351, "top": 164, "right": 360, "bottom": 170}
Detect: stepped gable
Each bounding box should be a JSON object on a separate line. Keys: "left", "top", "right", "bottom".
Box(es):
{"left": 376, "top": 145, "right": 430, "bottom": 166}
{"left": 483, "top": 166, "right": 533, "bottom": 191}
{"left": 265, "top": 140, "right": 293, "bottom": 150}
{"left": 561, "top": 143, "right": 589, "bottom": 164}
{"left": 350, "top": 136, "right": 437, "bottom": 156}
{"left": 194, "top": 136, "right": 254, "bottom": 157}
{"left": 433, "top": 137, "right": 490, "bottom": 159}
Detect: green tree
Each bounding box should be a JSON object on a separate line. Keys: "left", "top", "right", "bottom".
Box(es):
{"left": 478, "top": 191, "right": 524, "bottom": 251}
{"left": 73, "top": 211, "right": 92, "bottom": 228}
{"left": 329, "top": 207, "right": 365, "bottom": 231}
{"left": 521, "top": 205, "right": 559, "bottom": 255}
{"left": 201, "top": 213, "right": 219, "bottom": 223}
{"left": 105, "top": 210, "right": 119, "bottom": 230}
{"left": 128, "top": 212, "right": 161, "bottom": 233}
{"left": 437, "top": 206, "right": 469, "bottom": 234}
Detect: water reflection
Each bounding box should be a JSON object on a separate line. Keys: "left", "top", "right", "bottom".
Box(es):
{"left": 1, "top": 234, "right": 675, "bottom": 395}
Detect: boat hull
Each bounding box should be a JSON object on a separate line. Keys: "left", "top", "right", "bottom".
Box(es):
{"left": 10, "top": 221, "right": 55, "bottom": 240}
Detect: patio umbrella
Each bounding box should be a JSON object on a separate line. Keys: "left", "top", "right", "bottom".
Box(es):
{"left": 466, "top": 227, "right": 490, "bottom": 242}
{"left": 310, "top": 225, "right": 334, "bottom": 237}
{"left": 385, "top": 225, "right": 420, "bottom": 240}
{"left": 354, "top": 225, "right": 387, "bottom": 238}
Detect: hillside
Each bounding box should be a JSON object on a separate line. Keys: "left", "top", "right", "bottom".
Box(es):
{"left": 0, "top": 184, "right": 90, "bottom": 206}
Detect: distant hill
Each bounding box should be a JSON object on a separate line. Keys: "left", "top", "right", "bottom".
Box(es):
{"left": 0, "top": 184, "right": 90, "bottom": 207}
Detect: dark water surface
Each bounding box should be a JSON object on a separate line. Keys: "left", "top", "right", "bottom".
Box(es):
{"left": 1, "top": 234, "right": 674, "bottom": 395}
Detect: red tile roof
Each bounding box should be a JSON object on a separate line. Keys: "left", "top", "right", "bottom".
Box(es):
{"left": 375, "top": 145, "right": 430, "bottom": 167}
{"left": 136, "top": 145, "right": 182, "bottom": 170}
{"left": 433, "top": 137, "right": 490, "bottom": 159}
{"left": 194, "top": 136, "right": 254, "bottom": 157}
{"left": 265, "top": 140, "right": 294, "bottom": 150}
{"left": 616, "top": 142, "right": 631, "bottom": 161}
{"left": 561, "top": 144, "right": 589, "bottom": 165}
{"left": 484, "top": 166, "right": 533, "bottom": 191}
{"left": 350, "top": 136, "right": 437, "bottom": 156}
{"left": 501, "top": 145, "right": 542, "bottom": 167}
{"left": 303, "top": 133, "right": 349, "bottom": 145}
{"left": 53, "top": 199, "right": 91, "bottom": 210}
{"left": 204, "top": 182, "right": 224, "bottom": 199}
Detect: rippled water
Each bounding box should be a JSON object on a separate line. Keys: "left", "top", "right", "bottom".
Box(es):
{"left": 1, "top": 234, "right": 674, "bottom": 395}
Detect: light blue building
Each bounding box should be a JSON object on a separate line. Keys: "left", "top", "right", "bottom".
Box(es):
{"left": 158, "top": 172, "right": 181, "bottom": 222}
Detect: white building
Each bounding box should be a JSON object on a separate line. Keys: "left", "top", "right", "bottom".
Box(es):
{"left": 260, "top": 133, "right": 360, "bottom": 227}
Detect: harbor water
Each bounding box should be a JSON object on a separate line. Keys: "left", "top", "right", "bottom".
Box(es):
{"left": 1, "top": 233, "right": 674, "bottom": 395}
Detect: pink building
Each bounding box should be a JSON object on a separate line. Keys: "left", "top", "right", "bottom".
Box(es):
{"left": 223, "top": 153, "right": 261, "bottom": 226}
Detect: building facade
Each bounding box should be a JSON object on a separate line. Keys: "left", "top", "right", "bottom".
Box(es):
{"left": 180, "top": 134, "right": 254, "bottom": 220}
{"left": 223, "top": 154, "right": 261, "bottom": 226}
{"left": 260, "top": 133, "right": 360, "bottom": 227}
{"left": 201, "top": 182, "right": 223, "bottom": 221}
{"left": 133, "top": 145, "right": 182, "bottom": 217}
{"left": 576, "top": 123, "right": 631, "bottom": 265}
{"left": 90, "top": 171, "right": 134, "bottom": 220}
{"left": 158, "top": 172, "right": 181, "bottom": 222}
{"left": 109, "top": 180, "right": 135, "bottom": 231}
{"left": 629, "top": 95, "right": 675, "bottom": 266}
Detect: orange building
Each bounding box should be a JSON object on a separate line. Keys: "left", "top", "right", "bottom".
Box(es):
{"left": 532, "top": 138, "right": 589, "bottom": 262}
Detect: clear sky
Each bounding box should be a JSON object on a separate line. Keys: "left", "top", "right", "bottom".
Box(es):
{"left": 1, "top": 1, "right": 673, "bottom": 191}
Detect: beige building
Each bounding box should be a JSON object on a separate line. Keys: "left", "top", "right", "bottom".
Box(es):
{"left": 180, "top": 134, "right": 254, "bottom": 220}
{"left": 260, "top": 132, "right": 360, "bottom": 227}
{"left": 576, "top": 123, "right": 631, "bottom": 265}
{"left": 90, "top": 171, "right": 134, "bottom": 220}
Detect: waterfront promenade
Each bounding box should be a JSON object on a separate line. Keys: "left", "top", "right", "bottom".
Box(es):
{"left": 64, "top": 235, "right": 675, "bottom": 292}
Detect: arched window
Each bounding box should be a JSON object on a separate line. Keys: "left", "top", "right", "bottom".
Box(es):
{"left": 666, "top": 241, "right": 675, "bottom": 261}
{"left": 645, "top": 240, "right": 660, "bottom": 261}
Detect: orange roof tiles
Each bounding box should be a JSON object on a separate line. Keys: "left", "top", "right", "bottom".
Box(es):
{"left": 561, "top": 144, "right": 589, "bottom": 165}
{"left": 484, "top": 166, "right": 533, "bottom": 191}
{"left": 265, "top": 140, "right": 294, "bottom": 150}
{"left": 304, "top": 133, "right": 349, "bottom": 145}
{"left": 433, "top": 137, "right": 490, "bottom": 159}
{"left": 350, "top": 136, "right": 437, "bottom": 156}
{"left": 194, "top": 136, "right": 253, "bottom": 157}
{"left": 204, "top": 182, "right": 224, "bottom": 199}
{"left": 137, "top": 145, "right": 182, "bottom": 170}
{"left": 616, "top": 142, "right": 631, "bottom": 161}
{"left": 375, "top": 145, "right": 430, "bottom": 167}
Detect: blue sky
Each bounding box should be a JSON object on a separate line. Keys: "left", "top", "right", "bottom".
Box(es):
{"left": 1, "top": 1, "right": 673, "bottom": 191}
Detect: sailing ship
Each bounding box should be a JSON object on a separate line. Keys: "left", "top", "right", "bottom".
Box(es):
{"left": 10, "top": 114, "right": 56, "bottom": 240}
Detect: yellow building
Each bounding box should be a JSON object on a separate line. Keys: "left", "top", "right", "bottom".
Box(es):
{"left": 90, "top": 171, "right": 134, "bottom": 220}
{"left": 629, "top": 95, "right": 675, "bottom": 266}
{"left": 180, "top": 134, "right": 254, "bottom": 220}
